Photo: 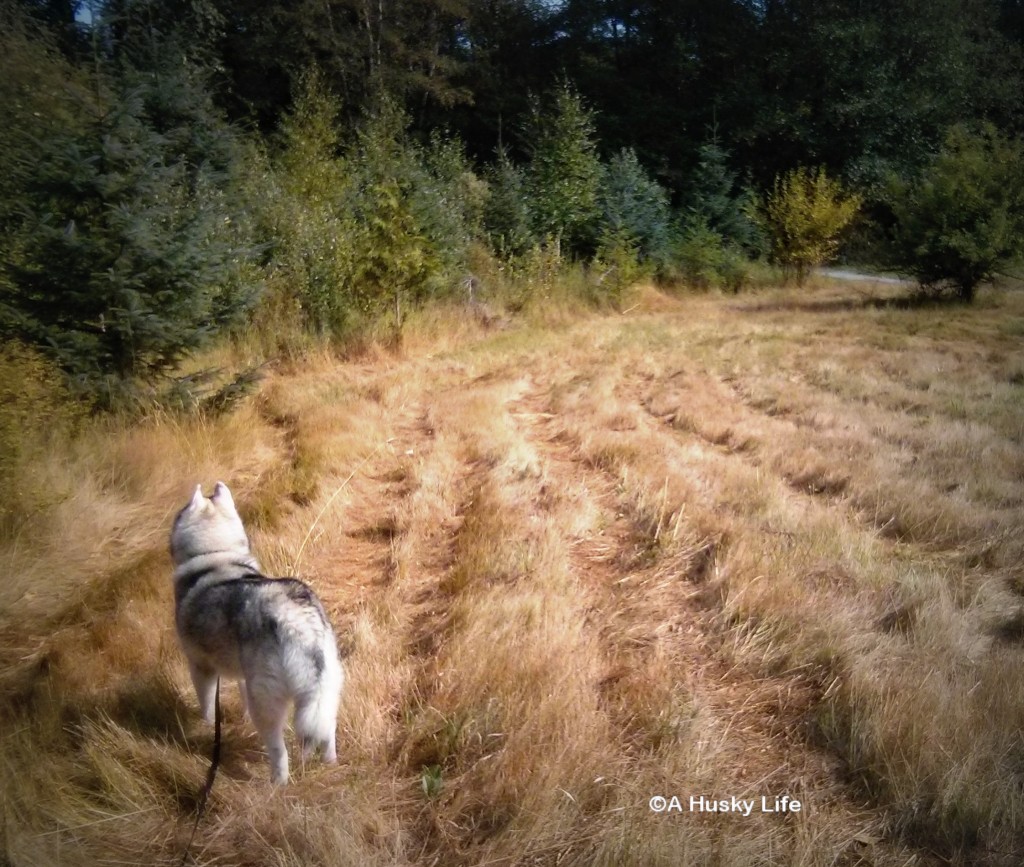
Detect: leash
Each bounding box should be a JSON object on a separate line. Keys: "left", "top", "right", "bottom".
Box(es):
{"left": 179, "top": 677, "right": 222, "bottom": 866}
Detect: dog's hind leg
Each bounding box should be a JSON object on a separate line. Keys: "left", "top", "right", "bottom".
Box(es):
{"left": 187, "top": 659, "right": 218, "bottom": 724}
{"left": 247, "top": 684, "right": 290, "bottom": 784}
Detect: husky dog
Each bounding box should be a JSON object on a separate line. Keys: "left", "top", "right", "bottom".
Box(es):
{"left": 170, "top": 482, "right": 343, "bottom": 784}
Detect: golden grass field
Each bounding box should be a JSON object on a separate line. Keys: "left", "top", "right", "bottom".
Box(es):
{"left": 2, "top": 277, "right": 1024, "bottom": 866}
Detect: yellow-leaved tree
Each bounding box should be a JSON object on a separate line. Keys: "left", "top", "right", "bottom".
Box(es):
{"left": 758, "top": 167, "right": 862, "bottom": 284}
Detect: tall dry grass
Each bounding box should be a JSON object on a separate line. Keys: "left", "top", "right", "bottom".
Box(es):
{"left": 3, "top": 278, "right": 1023, "bottom": 865}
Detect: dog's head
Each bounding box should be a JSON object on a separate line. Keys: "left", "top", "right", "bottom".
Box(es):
{"left": 170, "top": 481, "right": 250, "bottom": 566}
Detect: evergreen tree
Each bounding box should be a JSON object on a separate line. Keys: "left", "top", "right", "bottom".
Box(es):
{"left": 266, "top": 69, "right": 353, "bottom": 335}
{"left": 525, "top": 83, "right": 603, "bottom": 256}
{"left": 346, "top": 99, "right": 443, "bottom": 320}
{"left": 346, "top": 98, "right": 463, "bottom": 319}
{"left": 600, "top": 148, "right": 673, "bottom": 265}
{"left": 483, "top": 147, "right": 535, "bottom": 258}
{"left": 0, "top": 52, "right": 258, "bottom": 403}
{"left": 267, "top": 82, "right": 478, "bottom": 336}
{"left": 421, "top": 130, "right": 489, "bottom": 254}
{"left": 685, "top": 142, "right": 762, "bottom": 253}
{"left": 0, "top": 2, "right": 90, "bottom": 244}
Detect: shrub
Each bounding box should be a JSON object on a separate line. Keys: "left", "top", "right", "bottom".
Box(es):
{"left": 673, "top": 219, "right": 750, "bottom": 291}
{"left": 885, "top": 124, "right": 1024, "bottom": 302}
{"left": 592, "top": 227, "right": 644, "bottom": 302}
{"left": 757, "top": 166, "right": 862, "bottom": 284}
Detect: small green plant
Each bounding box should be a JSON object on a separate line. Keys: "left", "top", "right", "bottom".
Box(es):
{"left": 592, "top": 227, "right": 644, "bottom": 302}
{"left": 516, "top": 239, "right": 565, "bottom": 300}
{"left": 885, "top": 124, "right": 1024, "bottom": 303}
{"left": 757, "top": 166, "right": 862, "bottom": 284}
{"left": 421, "top": 764, "right": 443, "bottom": 799}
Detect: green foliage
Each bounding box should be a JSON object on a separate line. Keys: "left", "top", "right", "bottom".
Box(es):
{"left": 265, "top": 85, "right": 479, "bottom": 338}
{"left": 506, "top": 241, "right": 565, "bottom": 301}
{"left": 190, "top": 0, "right": 472, "bottom": 130}
{"left": 525, "top": 83, "right": 603, "bottom": 256}
{"left": 420, "top": 764, "right": 443, "bottom": 799}
{"left": 348, "top": 173, "right": 441, "bottom": 324}
{"left": 600, "top": 148, "right": 673, "bottom": 268}
{"left": 833, "top": 1, "right": 1017, "bottom": 189}
{"left": 672, "top": 142, "right": 761, "bottom": 291}
{"left": 592, "top": 227, "right": 643, "bottom": 302}
{"left": 672, "top": 219, "right": 750, "bottom": 292}
{"left": 6, "top": 0, "right": 1024, "bottom": 401}
{"left": 422, "top": 131, "right": 489, "bottom": 246}
{"left": 483, "top": 148, "right": 534, "bottom": 259}
{"left": 885, "top": 125, "right": 1024, "bottom": 303}
{"left": 262, "top": 70, "right": 355, "bottom": 335}
{"left": 685, "top": 143, "right": 763, "bottom": 254}
{"left": 345, "top": 99, "right": 458, "bottom": 322}
{"left": 757, "top": 167, "right": 862, "bottom": 284}
{"left": 0, "top": 59, "right": 259, "bottom": 405}
{"left": 0, "top": 4, "right": 90, "bottom": 235}
{"left": 276, "top": 70, "right": 346, "bottom": 199}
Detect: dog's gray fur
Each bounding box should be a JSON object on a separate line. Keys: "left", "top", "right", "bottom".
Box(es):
{"left": 170, "top": 482, "right": 343, "bottom": 784}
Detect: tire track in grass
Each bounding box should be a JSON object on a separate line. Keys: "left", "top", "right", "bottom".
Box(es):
{"left": 507, "top": 362, "right": 938, "bottom": 866}
{"left": 511, "top": 377, "right": 813, "bottom": 763}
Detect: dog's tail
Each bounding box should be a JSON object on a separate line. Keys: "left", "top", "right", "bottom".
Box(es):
{"left": 296, "top": 631, "right": 343, "bottom": 762}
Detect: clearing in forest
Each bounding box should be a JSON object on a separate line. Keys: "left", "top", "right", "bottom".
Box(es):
{"left": 3, "top": 280, "right": 1024, "bottom": 866}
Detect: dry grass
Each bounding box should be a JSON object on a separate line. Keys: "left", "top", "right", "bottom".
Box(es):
{"left": 3, "top": 279, "right": 1024, "bottom": 865}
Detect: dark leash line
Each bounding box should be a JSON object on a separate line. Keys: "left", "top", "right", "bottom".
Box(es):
{"left": 179, "top": 678, "right": 222, "bottom": 867}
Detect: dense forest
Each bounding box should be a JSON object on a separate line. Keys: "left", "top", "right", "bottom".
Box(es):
{"left": 3, "top": 0, "right": 1024, "bottom": 406}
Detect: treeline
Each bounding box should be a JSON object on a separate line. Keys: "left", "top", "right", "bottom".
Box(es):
{"left": 2, "top": 0, "right": 1024, "bottom": 408}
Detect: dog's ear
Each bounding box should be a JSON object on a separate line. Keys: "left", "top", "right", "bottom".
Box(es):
{"left": 190, "top": 484, "right": 204, "bottom": 508}
{"left": 212, "top": 481, "right": 235, "bottom": 509}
